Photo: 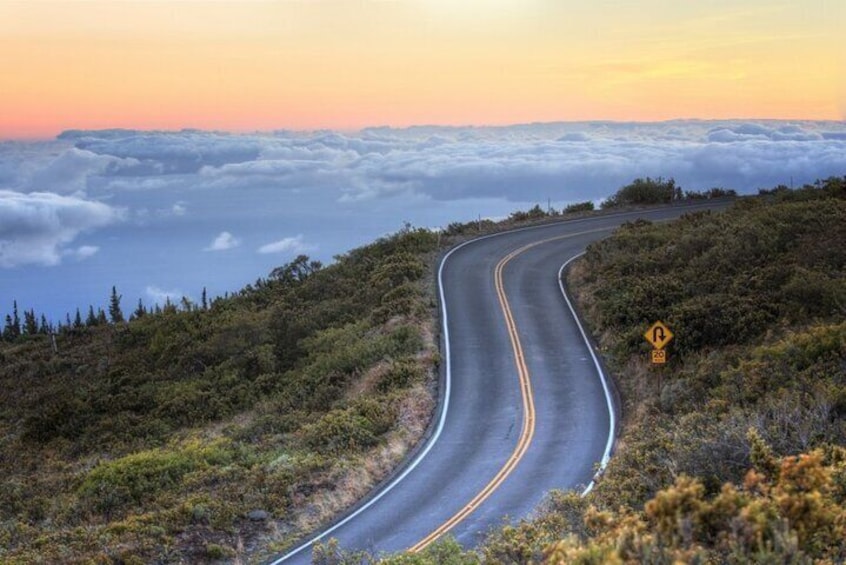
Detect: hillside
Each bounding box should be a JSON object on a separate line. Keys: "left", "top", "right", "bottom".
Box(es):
{"left": 550, "top": 177, "right": 846, "bottom": 563}
{"left": 0, "top": 228, "right": 443, "bottom": 563}
{"left": 314, "top": 177, "right": 845, "bottom": 564}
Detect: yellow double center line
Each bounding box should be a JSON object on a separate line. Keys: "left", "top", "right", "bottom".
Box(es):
{"left": 408, "top": 244, "right": 536, "bottom": 552}
{"left": 409, "top": 227, "right": 610, "bottom": 553}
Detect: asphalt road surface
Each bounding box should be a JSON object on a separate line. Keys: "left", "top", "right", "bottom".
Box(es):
{"left": 270, "top": 202, "right": 730, "bottom": 564}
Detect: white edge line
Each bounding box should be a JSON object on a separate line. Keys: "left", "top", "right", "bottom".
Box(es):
{"left": 270, "top": 207, "right": 699, "bottom": 562}
{"left": 558, "top": 253, "right": 615, "bottom": 496}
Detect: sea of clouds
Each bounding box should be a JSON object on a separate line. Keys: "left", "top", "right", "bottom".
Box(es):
{"left": 1, "top": 120, "right": 844, "bottom": 321}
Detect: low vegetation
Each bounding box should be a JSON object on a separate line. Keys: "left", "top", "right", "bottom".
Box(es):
{"left": 0, "top": 227, "right": 441, "bottom": 563}
{"left": 600, "top": 176, "right": 737, "bottom": 208}
{"left": 549, "top": 177, "right": 846, "bottom": 562}
{"left": 312, "top": 176, "right": 845, "bottom": 564}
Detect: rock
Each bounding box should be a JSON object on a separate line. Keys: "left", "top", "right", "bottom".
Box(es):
{"left": 247, "top": 509, "right": 269, "bottom": 521}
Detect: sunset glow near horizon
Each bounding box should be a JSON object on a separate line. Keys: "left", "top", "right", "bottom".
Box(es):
{"left": 2, "top": 0, "right": 844, "bottom": 139}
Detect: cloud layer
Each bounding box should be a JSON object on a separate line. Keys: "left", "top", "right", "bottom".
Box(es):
{"left": 25, "top": 121, "right": 844, "bottom": 206}
{"left": 0, "top": 190, "right": 122, "bottom": 267}
{"left": 1, "top": 120, "right": 843, "bottom": 322}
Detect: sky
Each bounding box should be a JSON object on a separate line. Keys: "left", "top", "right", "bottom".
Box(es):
{"left": 1, "top": 0, "right": 844, "bottom": 138}
{"left": 0, "top": 1, "right": 844, "bottom": 323}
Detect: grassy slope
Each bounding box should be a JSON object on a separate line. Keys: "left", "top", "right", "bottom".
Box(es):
{"left": 321, "top": 179, "right": 846, "bottom": 564}
{"left": 0, "top": 228, "right": 442, "bottom": 563}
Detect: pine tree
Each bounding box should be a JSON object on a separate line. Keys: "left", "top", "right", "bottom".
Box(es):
{"left": 202, "top": 287, "right": 208, "bottom": 310}
{"left": 109, "top": 286, "right": 124, "bottom": 323}
{"left": 74, "top": 308, "right": 84, "bottom": 329}
{"left": 86, "top": 305, "right": 98, "bottom": 327}
{"left": 39, "top": 314, "right": 50, "bottom": 335}
{"left": 97, "top": 308, "right": 108, "bottom": 325}
{"left": 11, "top": 301, "right": 20, "bottom": 338}
{"left": 133, "top": 298, "right": 146, "bottom": 319}
{"left": 3, "top": 314, "right": 14, "bottom": 340}
{"left": 23, "top": 309, "right": 38, "bottom": 335}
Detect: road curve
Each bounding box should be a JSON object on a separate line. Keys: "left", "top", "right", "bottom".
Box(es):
{"left": 270, "top": 203, "right": 729, "bottom": 564}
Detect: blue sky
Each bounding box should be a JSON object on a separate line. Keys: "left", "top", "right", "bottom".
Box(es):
{"left": 2, "top": 120, "right": 845, "bottom": 324}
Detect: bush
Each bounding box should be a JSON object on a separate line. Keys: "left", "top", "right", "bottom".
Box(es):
{"left": 378, "top": 358, "right": 424, "bottom": 392}
{"left": 563, "top": 201, "right": 595, "bottom": 214}
{"left": 601, "top": 176, "right": 681, "bottom": 208}
{"left": 78, "top": 440, "right": 237, "bottom": 517}
{"left": 301, "top": 409, "right": 379, "bottom": 454}
{"left": 509, "top": 204, "right": 550, "bottom": 222}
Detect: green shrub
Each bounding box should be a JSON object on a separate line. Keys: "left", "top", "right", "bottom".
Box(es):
{"left": 563, "top": 201, "right": 595, "bottom": 214}
{"left": 378, "top": 358, "right": 424, "bottom": 392}
{"left": 301, "top": 409, "right": 379, "bottom": 454}
{"left": 204, "top": 542, "right": 235, "bottom": 559}
{"left": 78, "top": 440, "right": 237, "bottom": 516}
{"left": 601, "top": 176, "right": 681, "bottom": 208}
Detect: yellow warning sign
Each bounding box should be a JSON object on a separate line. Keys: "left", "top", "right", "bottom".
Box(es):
{"left": 644, "top": 321, "right": 674, "bottom": 350}
{"left": 651, "top": 349, "right": 667, "bottom": 364}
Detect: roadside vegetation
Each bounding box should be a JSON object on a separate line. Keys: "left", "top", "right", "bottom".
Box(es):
{"left": 0, "top": 227, "right": 443, "bottom": 563}
{"left": 600, "top": 176, "right": 737, "bottom": 208}
{"left": 552, "top": 176, "right": 846, "bottom": 563}
{"left": 311, "top": 176, "right": 845, "bottom": 564}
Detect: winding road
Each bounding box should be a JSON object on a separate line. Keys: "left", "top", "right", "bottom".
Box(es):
{"left": 271, "top": 203, "right": 729, "bottom": 564}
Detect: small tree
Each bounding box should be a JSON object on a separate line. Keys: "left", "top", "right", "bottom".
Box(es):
{"left": 11, "top": 301, "right": 21, "bottom": 338}
{"left": 23, "top": 309, "right": 38, "bottom": 335}
{"left": 133, "top": 298, "right": 146, "bottom": 319}
{"left": 39, "top": 314, "right": 50, "bottom": 335}
{"left": 269, "top": 255, "right": 322, "bottom": 285}
{"left": 3, "top": 314, "right": 15, "bottom": 340}
{"left": 109, "top": 286, "right": 124, "bottom": 324}
{"left": 602, "top": 176, "right": 681, "bottom": 208}
{"left": 86, "top": 306, "right": 98, "bottom": 327}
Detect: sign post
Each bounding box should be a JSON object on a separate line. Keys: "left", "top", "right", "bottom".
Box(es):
{"left": 644, "top": 320, "right": 673, "bottom": 364}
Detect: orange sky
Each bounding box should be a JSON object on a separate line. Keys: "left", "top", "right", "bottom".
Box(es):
{"left": 1, "top": 0, "right": 843, "bottom": 139}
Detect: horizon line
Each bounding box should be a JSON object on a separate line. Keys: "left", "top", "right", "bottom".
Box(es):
{"left": 4, "top": 116, "right": 844, "bottom": 142}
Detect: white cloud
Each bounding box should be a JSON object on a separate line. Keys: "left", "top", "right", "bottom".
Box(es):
{"left": 65, "top": 245, "right": 99, "bottom": 260}
{"left": 22, "top": 147, "right": 139, "bottom": 194}
{"left": 205, "top": 231, "right": 240, "bottom": 252}
{"left": 171, "top": 202, "right": 187, "bottom": 216}
{"left": 66, "top": 130, "right": 263, "bottom": 174}
{"left": 257, "top": 234, "right": 313, "bottom": 255}
{"left": 31, "top": 121, "right": 843, "bottom": 206}
{"left": 0, "top": 190, "right": 122, "bottom": 268}
{"left": 145, "top": 285, "right": 187, "bottom": 305}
